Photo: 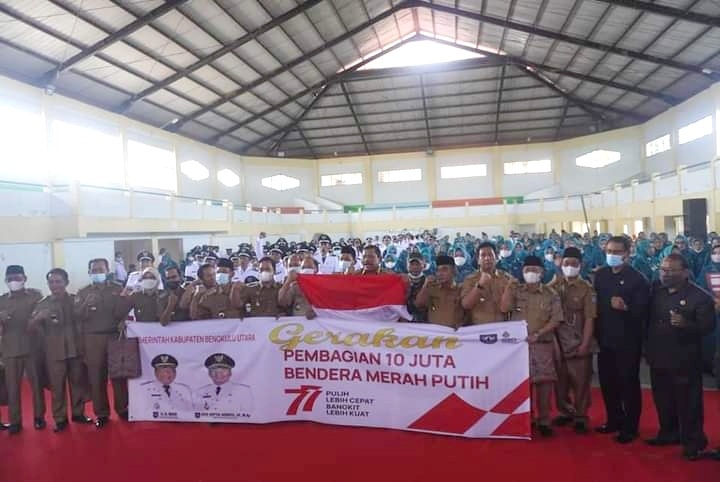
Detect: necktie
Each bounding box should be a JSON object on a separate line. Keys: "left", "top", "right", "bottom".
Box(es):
{"left": 163, "top": 385, "right": 170, "bottom": 397}
{"left": 216, "top": 386, "right": 221, "bottom": 396}
{"left": 322, "top": 256, "right": 326, "bottom": 263}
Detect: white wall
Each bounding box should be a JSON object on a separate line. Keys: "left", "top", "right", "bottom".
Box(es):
{"left": 501, "top": 145, "right": 555, "bottom": 196}
{"left": 1, "top": 73, "right": 720, "bottom": 215}
{"left": 318, "top": 161, "right": 366, "bottom": 205}
{"left": 242, "top": 162, "right": 316, "bottom": 207}
{"left": 371, "top": 156, "right": 429, "bottom": 204}
{"left": 559, "top": 130, "right": 643, "bottom": 194}
{"left": 435, "top": 150, "right": 494, "bottom": 200}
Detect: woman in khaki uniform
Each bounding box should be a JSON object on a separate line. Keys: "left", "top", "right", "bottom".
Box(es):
{"left": 121, "top": 267, "right": 174, "bottom": 325}
{"left": 501, "top": 255, "right": 563, "bottom": 437}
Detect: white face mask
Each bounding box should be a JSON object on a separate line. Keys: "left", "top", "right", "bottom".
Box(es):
{"left": 300, "top": 268, "right": 315, "bottom": 275}
{"left": 7, "top": 281, "right": 24, "bottom": 292}
{"left": 712, "top": 254, "right": 720, "bottom": 264}
{"left": 545, "top": 254, "right": 554, "bottom": 263}
{"left": 561, "top": 266, "right": 581, "bottom": 278}
{"left": 500, "top": 249, "right": 511, "bottom": 259}
{"left": 287, "top": 266, "right": 300, "bottom": 274}
{"left": 454, "top": 257, "right": 466, "bottom": 267}
{"left": 523, "top": 272, "right": 542, "bottom": 284}
{"left": 260, "top": 271, "right": 274, "bottom": 283}
{"left": 340, "top": 260, "right": 352, "bottom": 272}
{"left": 215, "top": 272, "right": 230, "bottom": 286}
{"left": 384, "top": 261, "right": 396, "bottom": 269}
{"left": 140, "top": 279, "right": 158, "bottom": 291}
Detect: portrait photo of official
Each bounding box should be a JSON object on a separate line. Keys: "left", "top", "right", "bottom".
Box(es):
{"left": 140, "top": 354, "right": 193, "bottom": 413}
{"left": 192, "top": 353, "right": 254, "bottom": 414}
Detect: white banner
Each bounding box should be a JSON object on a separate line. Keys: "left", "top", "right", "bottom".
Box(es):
{"left": 127, "top": 318, "right": 530, "bottom": 439}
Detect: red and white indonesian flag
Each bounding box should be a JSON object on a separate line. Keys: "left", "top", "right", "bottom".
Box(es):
{"left": 297, "top": 274, "right": 411, "bottom": 322}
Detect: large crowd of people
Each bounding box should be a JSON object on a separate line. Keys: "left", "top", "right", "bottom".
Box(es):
{"left": 1, "top": 228, "right": 719, "bottom": 462}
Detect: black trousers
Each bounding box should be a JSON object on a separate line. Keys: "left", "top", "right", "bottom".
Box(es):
{"left": 597, "top": 347, "right": 642, "bottom": 434}
{"left": 650, "top": 365, "right": 707, "bottom": 452}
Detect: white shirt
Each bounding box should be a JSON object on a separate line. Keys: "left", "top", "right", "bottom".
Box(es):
{"left": 184, "top": 261, "right": 200, "bottom": 280}
{"left": 274, "top": 262, "right": 287, "bottom": 283}
{"left": 114, "top": 259, "right": 127, "bottom": 283}
{"left": 142, "top": 380, "right": 193, "bottom": 412}
{"left": 233, "top": 266, "right": 260, "bottom": 283}
{"left": 255, "top": 237, "right": 266, "bottom": 259}
{"left": 193, "top": 382, "right": 254, "bottom": 413}
{"left": 126, "top": 271, "right": 164, "bottom": 291}
{"left": 314, "top": 252, "right": 340, "bottom": 274}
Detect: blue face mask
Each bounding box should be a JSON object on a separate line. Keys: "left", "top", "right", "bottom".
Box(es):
{"left": 90, "top": 273, "right": 107, "bottom": 284}
{"left": 606, "top": 254, "right": 624, "bottom": 267}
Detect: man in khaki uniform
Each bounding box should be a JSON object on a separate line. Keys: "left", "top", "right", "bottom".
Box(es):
{"left": 233, "top": 257, "right": 284, "bottom": 318}
{"left": 30, "top": 268, "right": 92, "bottom": 432}
{"left": 415, "top": 255, "right": 465, "bottom": 329}
{"left": 162, "top": 266, "right": 189, "bottom": 323}
{"left": 548, "top": 247, "right": 597, "bottom": 433}
{"left": 0, "top": 265, "right": 45, "bottom": 434}
{"left": 190, "top": 259, "right": 240, "bottom": 320}
{"left": 279, "top": 256, "right": 317, "bottom": 319}
{"left": 75, "top": 258, "right": 129, "bottom": 428}
{"left": 501, "top": 255, "right": 563, "bottom": 437}
{"left": 462, "top": 241, "right": 513, "bottom": 324}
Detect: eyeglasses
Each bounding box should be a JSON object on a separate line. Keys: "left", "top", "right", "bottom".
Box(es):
{"left": 659, "top": 268, "right": 684, "bottom": 274}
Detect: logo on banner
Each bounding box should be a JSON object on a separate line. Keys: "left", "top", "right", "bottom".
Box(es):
{"left": 479, "top": 334, "right": 498, "bottom": 344}
{"left": 285, "top": 385, "right": 323, "bottom": 415}
{"left": 501, "top": 331, "right": 522, "bottom": 344}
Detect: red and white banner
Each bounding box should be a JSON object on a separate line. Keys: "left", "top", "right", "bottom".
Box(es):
{"left": 127, "top": 317, "right": 530, "bottom": 439}
{"left": 297, "top": 274, "right": 411, "bottom": 322}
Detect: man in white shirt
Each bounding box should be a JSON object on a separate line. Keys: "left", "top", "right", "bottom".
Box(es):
{"left": 232, "top": 249, "right": 259, "bottom": 283}
{"left": 184, "top": 252, "right": 201, "bottom": 281}
{"left": 314, "top": 234, "right": 340, "bottom": 274}
{"left": 269, "top": 246, "right": 288, "bottom": 283}
{"left": 254, "top": 232, "right": 267, "bottom": 260}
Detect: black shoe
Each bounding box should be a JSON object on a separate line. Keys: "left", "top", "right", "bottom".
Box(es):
{"left": 574, "top": 421, "right": 589, "bottom": 434}
{"left": 615, "top": 432, "right": 639, "bottom": 444}
{"left": 708, "top": 449, "right": 720, "bottom": 461}
{"left": 537, "top": 425, "right": 554, "bottom": 437}
{"left": 645, "top": 436, "right": 681, "bottom": 446}
{"left": 94, "top": 416, "right": 109, "bottom": 429}
{"left": 71, "top": 415, "right": 93, "bottom": 424}
{"left": 33, "top": 418, "right": 46, "bottom": 430}
{"left": 53, "top": 421, "right": 68, "bottom": 433}
{"left": 117, "top": 412, "right": 129, "bottom": 421}
{"left": 8, "top": 424, "right": 22, "bottom": 435}
{"left": 595, "top": 424, "right": 619, "bottom": 434}
{"left": 683, "top": 448, "right": 702, "bottom": 461}
{"left": 0, "top": 422, "right": 10, "bottom": 431}
{"left": 552, "top": 415, "right": 573, "bottom": 427}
